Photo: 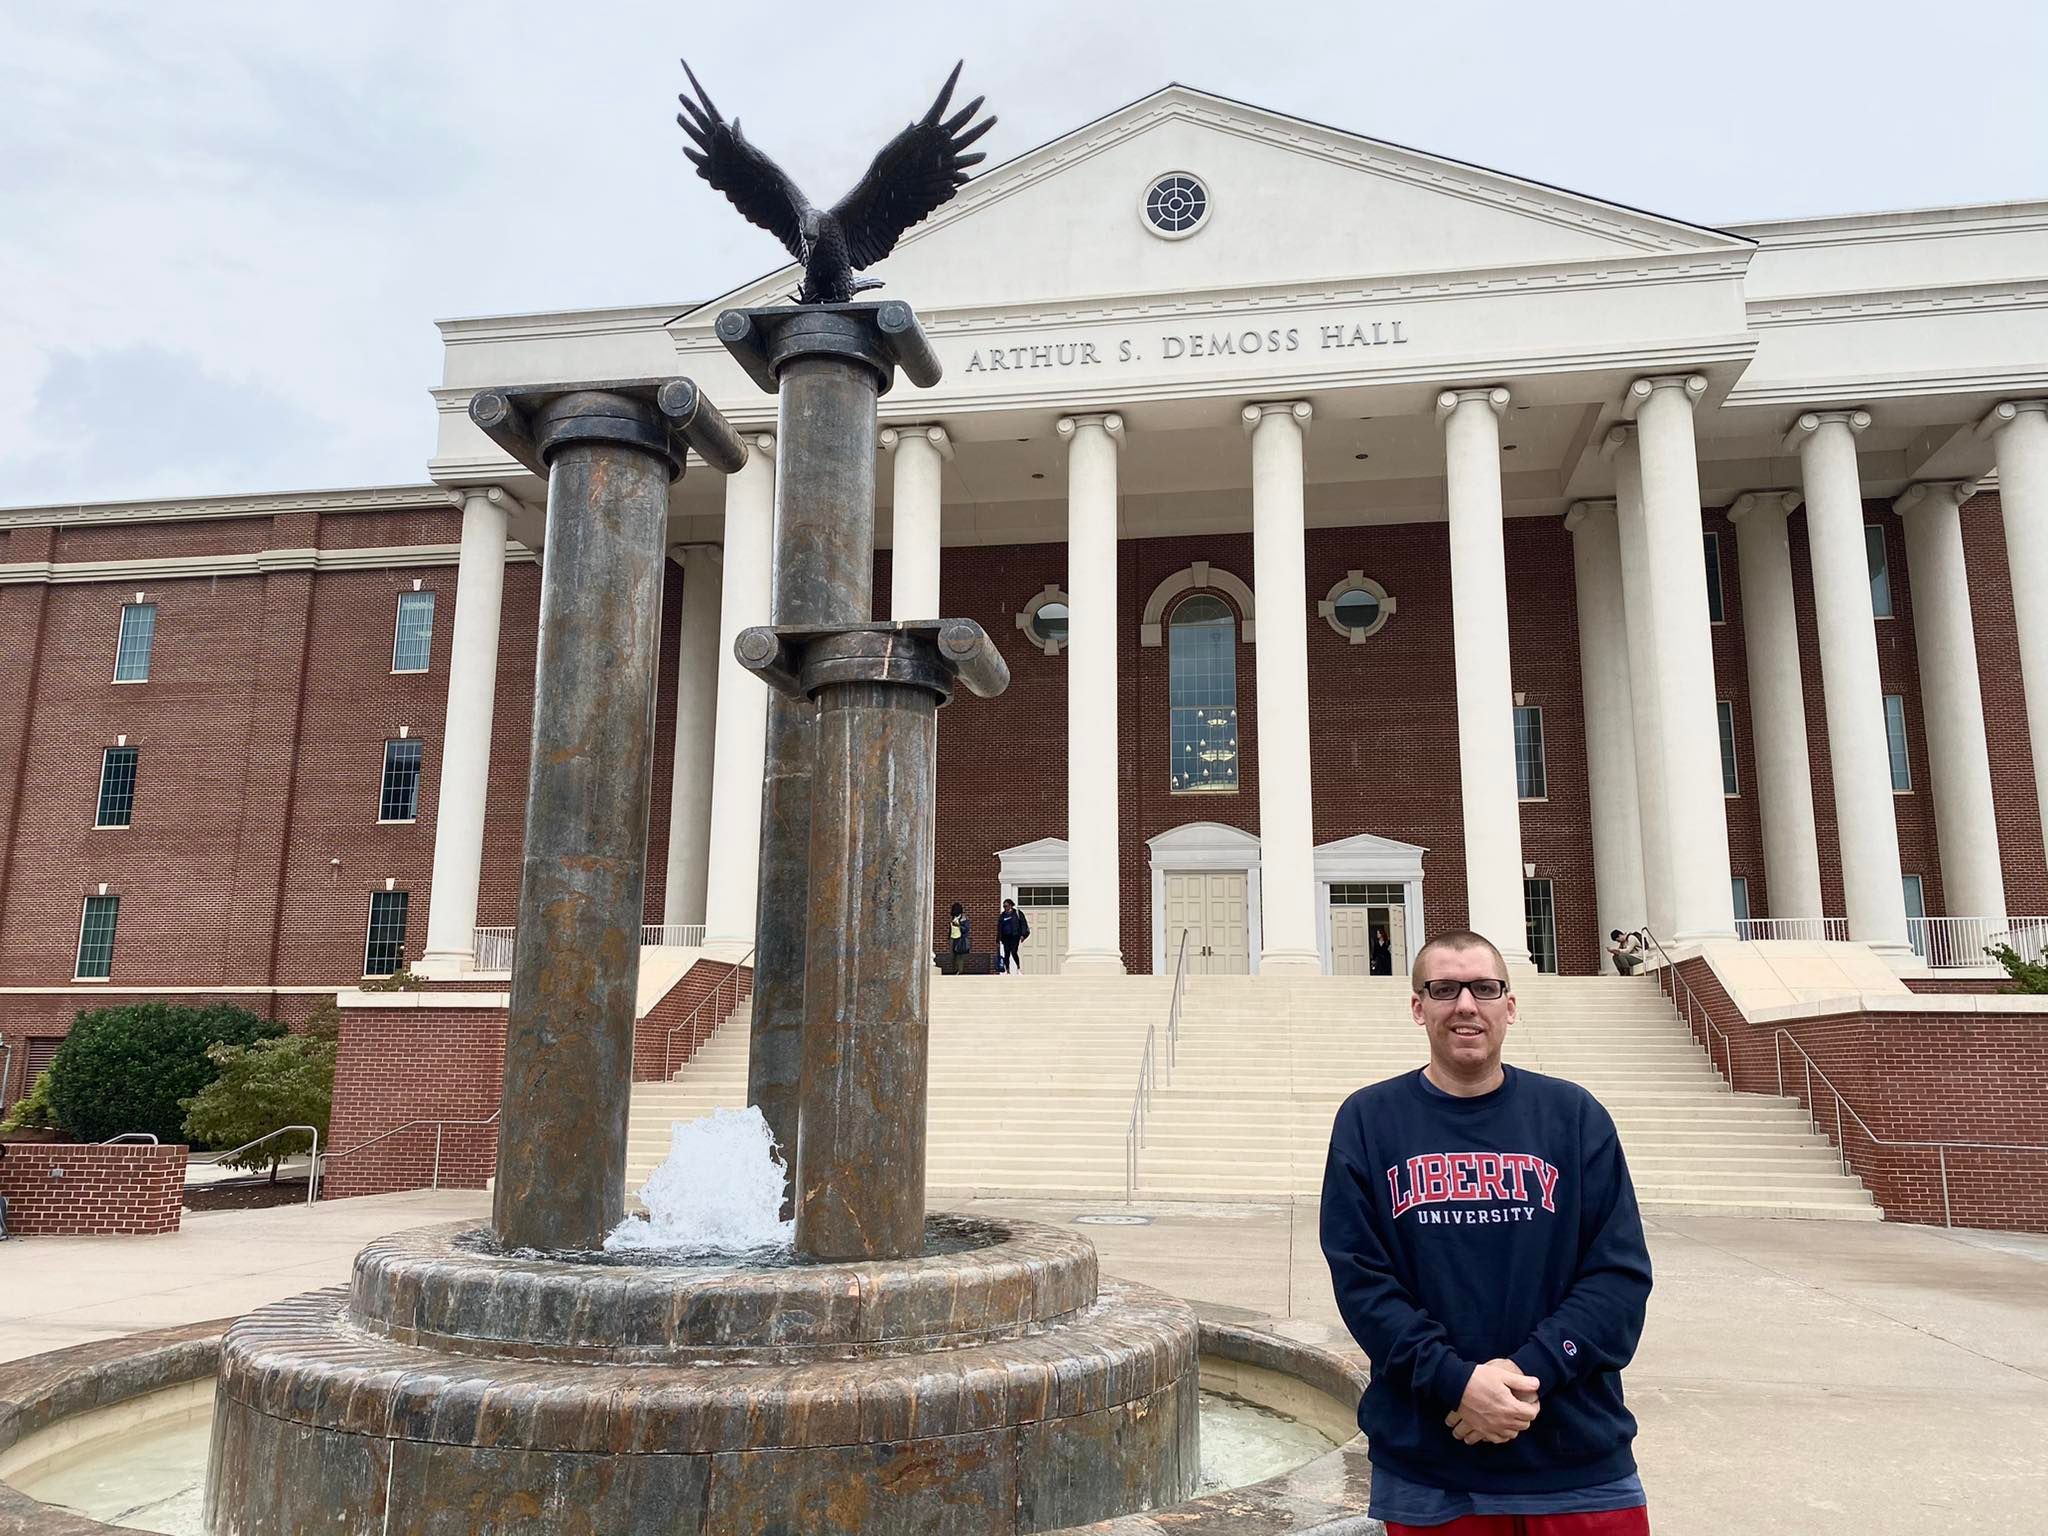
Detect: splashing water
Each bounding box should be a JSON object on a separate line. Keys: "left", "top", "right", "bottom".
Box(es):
{"left": 605, "top": 1106, "right": 795, "bottom": 1257}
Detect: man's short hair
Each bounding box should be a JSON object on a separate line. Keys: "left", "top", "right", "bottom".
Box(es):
{"left": 1410, "top": 930, "right": 1510, "bottom": 991}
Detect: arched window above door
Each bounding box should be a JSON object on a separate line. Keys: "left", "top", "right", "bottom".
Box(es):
{"left": 1168, "top": 593, "right": 1239, "bottom": 792}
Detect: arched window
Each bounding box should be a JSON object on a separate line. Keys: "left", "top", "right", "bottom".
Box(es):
{"left": 1168, "top": 594, "right": 1238, "bottom": 792}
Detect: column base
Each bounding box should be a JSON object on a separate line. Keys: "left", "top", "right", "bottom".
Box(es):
{"left": 1258, "top": 950, "right": 1324, "bottom": 976}
{"left": 1060, "top": 951, "right": 1127, "bottom": 976}
{"left": 1863, "top": 939, "right": 1927, "bottom": 977}
{"left": 414, "top": 949, "right": 480, "bottom": 979}
{"left": 701, "top": 935, "right": 758, "bottom": 963}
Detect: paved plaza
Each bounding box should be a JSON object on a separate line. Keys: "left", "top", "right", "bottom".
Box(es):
{"left": 2, "top": 1193, "right": 2043, "bottom": 1533}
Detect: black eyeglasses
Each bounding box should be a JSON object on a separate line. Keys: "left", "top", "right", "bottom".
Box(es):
{"left": 1419, "top": 978, "right": 1509, "bottom": 1002}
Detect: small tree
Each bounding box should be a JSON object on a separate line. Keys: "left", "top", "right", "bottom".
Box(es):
{"left": 182, "top": 1028, "right": 338, "bottom": 1180}
{"left": 0, "top": 1069, "right": 61, "bottom": 1134}
{"left": 1986, "top": 941, "right": 2048, "bottom": 994}
{"left": 46, "top": 1003, "right": 284, "bottom": 1145}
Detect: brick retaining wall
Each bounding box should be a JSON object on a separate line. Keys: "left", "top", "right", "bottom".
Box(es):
{"left": 0, "top": 1142, "right": 185, "bottom": 1235}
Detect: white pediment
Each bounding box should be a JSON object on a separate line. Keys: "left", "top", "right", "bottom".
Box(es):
{"left": 690, "top": 87, "right": 1751, "bottom": 319}
{"left": 995, "top": 837, "right": 1070, "bottom": 884}
{"left": 1315, "top": 832, "right": 1429, "bottom": 882}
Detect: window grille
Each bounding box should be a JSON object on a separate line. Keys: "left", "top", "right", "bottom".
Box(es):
{"left": 97, "top": 746, "right": 138, "bottom": 827}
{"left": 1883, "top": 695, "right": 1911, "bottom": 791}
{"left": 392, "top": 591, "right": 436, "bottom": 673}
{"left": 114, "top": 603, "right": 157, "bottom": 682}
{"left": 1329, "top": 882, "right": 1405, "bottom": 906}
{"left": 1513, "top": 706, "right": 1547, "bottom": 800}
{"left": 1717, "top": 701, "right": 1740, "bottom": 795}
{"left": 1168, "top": 594, "right": 1238, "bottom": 791}
{"left": 1016, "top": 885, "right": 1069, "bottom": 907}
{"left": 76, "top": 895, "right": 119, "bottom": 980}
{"left": 365, "top": 891, "right": 410, "bottom": 977}
{"left": 380, "top": 740, "right": 424, "bottom": 822}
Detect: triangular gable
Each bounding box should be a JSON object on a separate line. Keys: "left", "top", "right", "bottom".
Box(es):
{"left": 683, "top": 85, "right": 1751, "bottom": 320}
{"left": 1315, "top": 832, "right": 1428, "bottom": 882}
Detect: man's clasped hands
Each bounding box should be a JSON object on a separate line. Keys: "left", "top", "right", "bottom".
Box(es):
{"left": 1445, "top": 1359, "right": 1543, "bottom": 1446}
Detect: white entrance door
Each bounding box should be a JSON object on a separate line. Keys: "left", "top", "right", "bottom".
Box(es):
{"left": 1330, "top": 905, "right": 1373, "bottom": 974}
{"left": 1165, "top": 871, "right": 1250, "bottom": 974}
{"left": 1015, "top": 887, "right": 1070, "bottom": 975}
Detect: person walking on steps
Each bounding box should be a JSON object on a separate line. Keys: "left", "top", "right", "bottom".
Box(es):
{"left": 997, "top": 898, "right": 1030, "bottom": 975}
{"left": 1321, "top": 927, "right": 1655, "bottom": 1536}
{"left": 945, "top": 902, "right": 971, "bottom": 975}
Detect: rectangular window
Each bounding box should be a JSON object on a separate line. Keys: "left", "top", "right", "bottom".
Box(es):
{"left": 1902, "top": 873, "right": 1927, "bottom": 959}
{"left": 1524, "top": 879, "right": 1558, "bottom": 975}
{"left": 1717, "top": 701, "right": 1740, "bottom": 795}
{"left": 1330, "top": 882, "right": 1407, "bottom": 907}
{"left": 1731, "top": 876, "right": 1751, "bottom": 926}
{"left": 96, "top": 746, "right": 138, "bottom": 828}
{"left": 1015, "top": 884, "right": 1069, "bottom": 907}
{"left": 380, "top": 739, "right": 424, "bottom": 822}
{"left": 113, "top": 603, "right": 157, "bottom": 682}
{"left": 1703, "top": 532, "right": 1725, "bottom": 624}
{"left": 392, "top": 591, "right": 436, "bottom": 673}
{"left": 1883, "top": 694, "right": 1911, "bottom": 791}
{"left": 1866, "top": 524, "right": 1894, "bottom": 618}
{"left": 1513, "top": 705, "right": 1547, "bottom": 800}
{"left": 364, "top": 890, "right": 410, "bottom": 977}
{"left": 75, "top": 895, "right": 119, "bottom": 980}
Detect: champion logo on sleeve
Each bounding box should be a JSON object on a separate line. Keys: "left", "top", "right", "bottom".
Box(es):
{"left": 1563, "top": 1339, "right": 1579, "bottom": 1358}
{"left": 1384, "top": 1151, "right": 1562, "bottom": 1222}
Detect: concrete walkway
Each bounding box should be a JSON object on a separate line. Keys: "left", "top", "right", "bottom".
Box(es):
{"left": 2, "top": 1193, "right": 2043, "bottom": 1533}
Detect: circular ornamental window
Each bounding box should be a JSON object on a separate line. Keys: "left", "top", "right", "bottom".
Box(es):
{"left": 1031, "top": 602, "right": 1069, "bottom": 647}
{"left": 1142, "top": 173, "right": 1209, "bottom": 239}
{"left": 1320, "top": 573, "right": 1396, "bottom": 643}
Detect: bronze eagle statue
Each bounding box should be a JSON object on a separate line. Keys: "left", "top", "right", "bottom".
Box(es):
{"left": 678, "top": 60, "right": 994, "bottom": 306}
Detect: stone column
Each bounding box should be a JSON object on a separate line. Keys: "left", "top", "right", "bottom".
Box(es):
{"left": 1789, "top": 409, "right": 1910, "bottom": 954}
{"left": 1728, "top": 492, "right": 1824, "bottom": 920}
{"left": 1607, "top": 428, "right": 1674, "bottom": 942}
{"left": 1437, "top": 388, "right": 1530, "bottom": 965}
{"left": 882, "top": 424, "right": 949, "bottom": 620}
{"left": 701, "top": 433, "right": 776, "bottom": 955}
{"left": 419, "top": 485, "right": 516, "bottom": 972}
{"left": 1897, "top": 480, "right": 2006, "bottom": 919}
{"left": 1565, "top": 500, "right": 1647, "bottom": 954}
{"left": 1628, "top": 375, "right": 1735, "bottom": 944}
{"left": 661, "top": 545, "right": 721, "bottom": 929}
{"left": 1984, "top": 400, "right": 2048, "bottom": 859}
{"left": 1059, "top": 412, "right": 1126, "bottom": 973}
{"left": 1244, "top": 401, "right": 1321, "bottom": 973}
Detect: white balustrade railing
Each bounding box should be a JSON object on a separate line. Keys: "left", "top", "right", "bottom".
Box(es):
{"left": 472, "top": 923, "right": 706, "bottom": 972}
{"left": 1909, "top": 915, "right": 2048, "bottom": 970}
{"left": 641, "top": 924, "right": 707, "bottom": 948}
{"left": 1735, "top": 917, "right": 1849, "bottom": 942}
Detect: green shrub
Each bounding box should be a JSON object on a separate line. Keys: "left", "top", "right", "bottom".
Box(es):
{"left": 182, "top": 1029, "right": 338, "bottom": 1179}
{"left": 46, "top": 1003, "right": 285, "bottom": 1145}
{"left": 1986, "top": 942, "right": 2048, "bottom": 995}
{"left": 0, "top": 1069, "right": 61, "bottom": 1134}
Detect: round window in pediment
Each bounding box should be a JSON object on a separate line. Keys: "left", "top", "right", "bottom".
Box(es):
{"left": 1142, "top": 173, "right": 1209, "bottom": 239}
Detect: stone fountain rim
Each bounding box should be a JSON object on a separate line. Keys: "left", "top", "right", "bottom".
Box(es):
{"left": 0, "top": 1317, "right": 1374, "bottom": 1536}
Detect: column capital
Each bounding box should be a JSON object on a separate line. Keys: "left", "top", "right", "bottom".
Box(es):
{"left": 1977, "top": 398, "right": 2048, "bottom": 438}
{"left": 1056, "top": 413, "right": 1124, "bottom": 445}
{"left": 441, "top": 483, "right": 531, "bottom": 513}
{"left": 1435, "top": 386, "right": 1510, "bottom": 421}
{"left": 1727, "top": 490, "right": 1803, "bottom": 525}
{"left": 1242, "top": 400, "right": 1313, "bottom": 435}
{"left": 1563, "top": 499, "right": 1618, "bottom": 532}
{"left": 1783, "top": 409, "right": 1871, "bottom": 452}
{"left": 1599, "top": 424, "right": 1635, "bottom": 460}
{"left": 878, "top": 423, "right": 953, "bottom": 460}
{"left": 1893, "top": 479, "right": 1980, "bottom": 516}
{"left": 1621, "top": 374, "right": 1707, "bottom": 420}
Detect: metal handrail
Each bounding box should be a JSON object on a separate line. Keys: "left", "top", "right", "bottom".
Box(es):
{"left": 188, "top": 1124, "right": 323, "bottom": 1207}
{"left": 1636, "top": 928, "right": 1733, "bottom": 1083}
{"left": 314, "top": 1112, "right": 500, "bottom": 1200}
{"left": 663, "top": 948, "right": 755, "bottom": 1077}
{"left": 99, "top": 1132, "right": 161, "bottom": 1144}
{"left": 1772, "top": 1030, "right": 2048, "bottom": 1227}
{"left": 1125, "top": 930, "right": 1191, "bottom": 1197}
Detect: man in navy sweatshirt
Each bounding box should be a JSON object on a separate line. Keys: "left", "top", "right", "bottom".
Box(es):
{"left": 1320, "top": 928, "right": 1653, "bottom": 1535}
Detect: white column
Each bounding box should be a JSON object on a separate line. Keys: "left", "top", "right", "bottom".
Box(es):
{"left": 419, "top": 485, "right": 515, "bottom": 972}
{"left": 662, "top": 545, "right": 721, "bottom": 929}
{"left": 702, "top": 433, "right": 776, "bottom": 956}
{"left": 1608, "top": 428, "right": 1674, "bottom": 942}
{"left": 1629, "top": 375, "right": 1736, "bottom": 944}
{"left": 1984, "top": 400, "right": 2048, "bottom": 860}
{"left": 882, "top": 424, "right": 949, "bottom": 620}
{"left": 1244, "top": 402, "right": 1321, "bottom": 973}
{"left": 1437, "top": 388, "right": 1530, "bottom": 965}
{"left": 1728, "top": 492, "right": 1825, "bottom": 919}
{"left": 1789, "top": 409, "right": 1910, "bottom": 953}
{"left": 1060, "top": 412, "right": 1126, "bottom": 973}
{"left": 1897, "top": 480, "right": 2006, "bottom": 919}
{"left": 1565, "top": 500, "right": 1647, "bottom": 955}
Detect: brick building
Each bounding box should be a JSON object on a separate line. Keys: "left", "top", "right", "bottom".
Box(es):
{"left": 5, "top": 87, "right": 2048, "bottom": 1108}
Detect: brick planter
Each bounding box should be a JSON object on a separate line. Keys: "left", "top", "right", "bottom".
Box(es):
{"left": 0, "top": 1142, "right": 185, "bottom": 1235}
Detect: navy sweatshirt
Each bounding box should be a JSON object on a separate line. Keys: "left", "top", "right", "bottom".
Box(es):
{"left": 1320, "top": 1065, "right": 1652, "bottom": 1494}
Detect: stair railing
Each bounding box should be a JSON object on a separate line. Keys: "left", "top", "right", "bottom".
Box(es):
{"left": 313, "top": 1112, "right": 499, "bottom": 1200}
{"left": 1772, "top": 1030, "right": 2048, "bottom": 1227}
{"left": 1125, "top": 930, "right": 1192, "bottom": 1198}
{"left": 1636, "top": 928, "right": 1732, "bottom": 1083}
{"left": 188, "top": 1125, "right": 323, "bottom": 1206}
{"left": 663, "top": 948, "right": 755, "bottom": 1077}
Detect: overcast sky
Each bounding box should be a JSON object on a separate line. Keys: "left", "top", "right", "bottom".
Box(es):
{"left": 2, "top": 0, "right": 2043, "bottom": 508}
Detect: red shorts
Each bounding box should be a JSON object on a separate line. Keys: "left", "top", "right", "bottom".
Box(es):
{"left": 1385, "top": 1508, "right": 1650, "bottom": 1536}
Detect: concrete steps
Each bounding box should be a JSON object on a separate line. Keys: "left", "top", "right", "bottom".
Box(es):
{"left": 625, "top": 974, "right": 1880, "bottom": 1219}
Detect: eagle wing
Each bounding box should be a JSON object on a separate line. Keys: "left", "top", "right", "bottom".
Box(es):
{"left": 677, "top": 59, "right": 811, "bottom": 261}
{"left": 831, "top": 61, "right": 995, "bottom": 271}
